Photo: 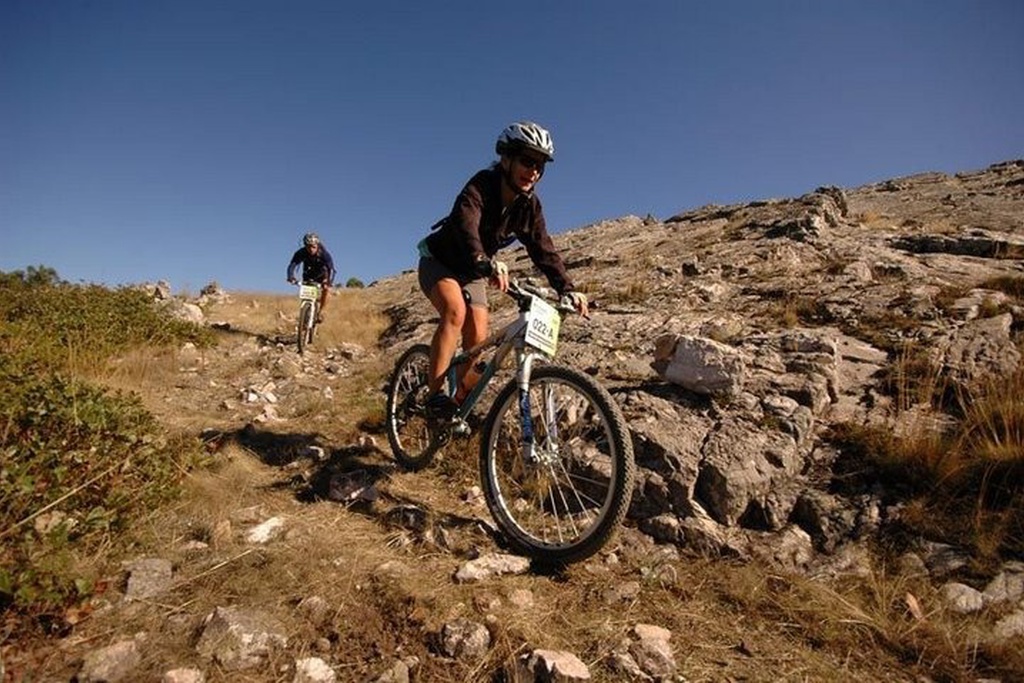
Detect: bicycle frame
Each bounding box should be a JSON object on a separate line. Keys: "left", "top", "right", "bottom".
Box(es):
{"left": 296, "top": 283, "right": 322, "bottom": 354}
{"left": 439, "top": 286, "right": 562, "bottom": 462}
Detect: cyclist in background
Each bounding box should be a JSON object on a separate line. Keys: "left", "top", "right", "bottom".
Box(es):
{"left": 287, "top": 232, "right": 335, "bottom": 322}
{"left": 416, "top": 121, "right": 588, "bottom": 419}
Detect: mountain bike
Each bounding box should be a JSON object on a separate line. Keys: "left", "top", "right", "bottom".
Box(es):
{"left": 296, "top": 282, "right": 321, "bottom": 354}
{"left": 384, "top": 280, "right": 635, "bottom": 565}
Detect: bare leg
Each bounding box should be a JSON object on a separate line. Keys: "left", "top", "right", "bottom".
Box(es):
{"left": 318, "top": 285, "right": 329, "bottom": 319}
{"left": 427, "top": 279, "right": 467, "bottom": 395}
{"left": 457, "top": 304, "right": 489, "bottom": 402}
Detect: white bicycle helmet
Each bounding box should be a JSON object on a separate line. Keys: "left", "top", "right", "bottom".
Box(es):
{"left": 303, "top": 232, "right": 320, "bottom": 247}
{"left": 495, "top": 121, "right": 555, "bottom": 162}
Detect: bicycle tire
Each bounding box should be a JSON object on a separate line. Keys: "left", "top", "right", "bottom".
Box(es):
{"left": 385, "top": 344, "right": 445, "bottom": 471}
{"left": 298, "top": 301, "right": 313, "bottom": 354}
{"left": 479, "top": 364, "right": 635, "bottom": 565}
{"left": 307, "top": 303, "right": 317, "bottom": 345}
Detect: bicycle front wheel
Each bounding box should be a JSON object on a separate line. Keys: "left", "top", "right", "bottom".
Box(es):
{"left": 307, "top": 304, "right": 318, "bottom": 345}
{"left": 385, "top": 344, "right": 444, "bottom": 471}
{"left": 480, "top": 365, "right": 635, "bottom": 565}
{"left": 297, "top": 302, "right": 313, "bottom": 354}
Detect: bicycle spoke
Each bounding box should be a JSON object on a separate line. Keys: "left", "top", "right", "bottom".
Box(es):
{"left": 481, "top": 365, "right": 633, "bottom": 563}
{"left": 386, "top": 345, "right": 442, "bottom": 470}
{"left": 545, "top": 462, "right": 585, "bottom": 542}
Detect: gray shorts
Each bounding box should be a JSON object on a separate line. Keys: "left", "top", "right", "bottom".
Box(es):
{"left": 417, "top": 256, "right": 488, "bottom": 308}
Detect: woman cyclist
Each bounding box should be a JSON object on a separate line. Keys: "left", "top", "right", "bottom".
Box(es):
{"left": 417, "top": 121, "right": 588, "bottom": 418}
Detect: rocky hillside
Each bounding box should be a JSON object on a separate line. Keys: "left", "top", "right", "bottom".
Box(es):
{"left": 12, "top": 159, "right": 1023, "bottom": 683}
{"left": 371, "top": 158, "right": 1023, "bottom": 562}
{"left": 364, "top": 158, "right": 1024, "bottom": 669}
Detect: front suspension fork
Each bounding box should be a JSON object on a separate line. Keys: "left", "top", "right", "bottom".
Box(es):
{"left": 517, "top": 351, "right": 558, "bottom": 465}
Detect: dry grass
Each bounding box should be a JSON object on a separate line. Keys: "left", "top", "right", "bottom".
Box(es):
{"left": 768, "top": 293, "right": 836, "bottom": 329}
{"left": 51, "top": 437, "right": 959, "bottom": 682}
{"left": 981, "top": 275, "right": 1024, "bottom": 299}
{"left": 855, "top": 210, "right": 892, "bottom": 227}
{"left": 833, "top": 347, "right": 1024, "bottom": 570}
{"left": 93, "top": 343, "right": 189, "bottom": 390}
{"left": 843, "top": 308, "right": 925, "bottom": 355}
{"left": 600, "top": 280, "right": 649, "bottom": 305}
{"left": 203, "top": 288, "right": 388, "bottom": 349}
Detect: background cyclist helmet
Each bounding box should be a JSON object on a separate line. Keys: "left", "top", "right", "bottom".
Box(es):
{"left": 495, "top": 121, "right": 555, "bottom": 162}
{"left": 303, "top": 232, "right": 320, "bottom": 247}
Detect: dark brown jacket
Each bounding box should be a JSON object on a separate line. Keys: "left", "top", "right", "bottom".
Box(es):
{"left": 423, "top": 167, "right": 574, "bottom": 294}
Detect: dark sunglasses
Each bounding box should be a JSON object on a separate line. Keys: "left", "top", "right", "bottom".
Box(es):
{"left": 517, "top": 154, "right": 547, "bottom": 171}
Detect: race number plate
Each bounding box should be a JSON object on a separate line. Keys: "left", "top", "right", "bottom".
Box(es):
{"left": 524, "top": 296, "right": 561, "bottom": 356}
{"left": 299, "top": 285, "right": 319, "bottom": 301}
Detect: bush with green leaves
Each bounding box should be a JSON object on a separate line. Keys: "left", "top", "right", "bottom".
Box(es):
{"left": 0, "top": 270, "right": 212, "bottom": 631}
{"left": 0, "top": 365, "right": 206, "bottom": 616}
{"left": 0, "top": 277, "right": 212, "bottom": 372}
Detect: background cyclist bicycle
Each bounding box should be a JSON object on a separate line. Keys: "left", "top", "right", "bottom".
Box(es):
{"left": 287, "top": 232, "right": 335, "bottom": 322}
{"left": 416, "top": 121, "right": 588, "bottom": 419}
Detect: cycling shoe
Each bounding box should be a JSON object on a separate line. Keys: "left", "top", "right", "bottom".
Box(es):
{"left": 424, "top": 394, "right": 459, "bottom": 420}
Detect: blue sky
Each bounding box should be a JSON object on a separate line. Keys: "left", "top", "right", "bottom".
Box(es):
{"left": 2, "top": 1, "right": 1022, "bottom": 293}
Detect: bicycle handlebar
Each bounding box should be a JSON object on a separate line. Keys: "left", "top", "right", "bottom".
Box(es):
{"left": 508, "top": 279, "right": 552, "bottom": 299}
{"left": 507, "top": 279, "right": 577, "bottom": 314}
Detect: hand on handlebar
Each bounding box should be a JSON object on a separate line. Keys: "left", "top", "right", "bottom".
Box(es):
{"left": 489, "top": 259, "right": 509, "bottom": 293}
{"left": 560, "top": 291, "right": 590, "bottom": 318}
{"left": 288, "top": 277, "right": 298, "bottom": 285}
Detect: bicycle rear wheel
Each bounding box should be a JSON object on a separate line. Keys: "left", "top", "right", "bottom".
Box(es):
{"left": 385, "top": 344, "right": 444, "bottom": 470}
{"left": 297, "top": 302, "right": 313, "bottom": 354}
{"left": 479, "top": 365, "right": 635, "bottom": 565}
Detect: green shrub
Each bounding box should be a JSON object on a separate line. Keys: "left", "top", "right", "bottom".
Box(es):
{"left": 0, "top": 271, "right": 212, "bottom": 631}
{"left": 0, "top": 279, "right": 212, "bottom": 373}
{"left": 0, "top": 359, "right": 206, "bottom": 620}
{"left": 0, "top": 265, "right": 62, "bottom": 288}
